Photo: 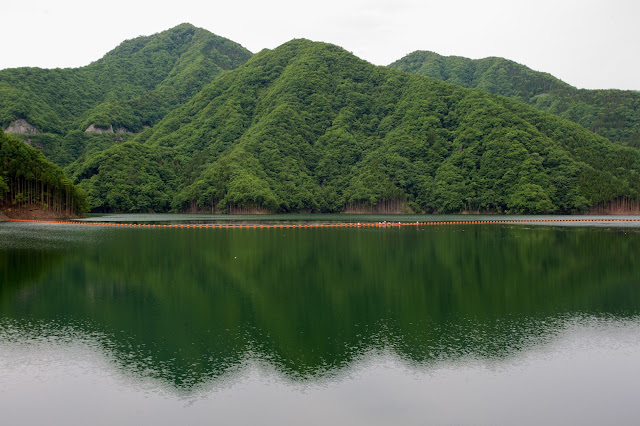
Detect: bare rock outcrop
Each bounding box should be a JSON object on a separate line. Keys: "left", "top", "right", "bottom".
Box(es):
{"left": 85, "top": 124, "right": 114, "bottom": 133}
{"left": 4, "top": 119, "right": 39, "bottom": 134}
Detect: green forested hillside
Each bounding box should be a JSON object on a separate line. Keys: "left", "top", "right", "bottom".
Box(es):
{"left": 65, "top": 141, "right": 178, "bottom": 213}
{"left": 0, "top": 24, "right": 252, "bottom": 165}
{"left": 389, "top": 51, "right": 640, "bottom": 148}
{"left": 69, "top": 39, "right": 640, "bottom": 214}
{"left": 0, "top": 132, "right": 87, "bottom": 216}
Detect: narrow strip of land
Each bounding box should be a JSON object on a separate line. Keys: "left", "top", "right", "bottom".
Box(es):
{"left": 7, "top": 218, "right": 640, "bottom": 229}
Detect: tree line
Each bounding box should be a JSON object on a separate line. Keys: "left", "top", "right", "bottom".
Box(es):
{"left": 0, "top": 133, "right": 87, "bottom": 216}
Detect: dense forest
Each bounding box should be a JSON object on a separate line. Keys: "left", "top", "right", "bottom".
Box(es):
{"left": 389, "top": 51, "right": 640, "bottom": 148}
{"left": 0, "top": 132, "right": 87, "bottom": 216}
{"left": 0, "top": 23, "right": 252, "bottom": 166}
{"left": 67, "top": 39, "right": 640, "bottom": 214}
{"left": 2, "top": 25, "right": 640, "bottom": 215}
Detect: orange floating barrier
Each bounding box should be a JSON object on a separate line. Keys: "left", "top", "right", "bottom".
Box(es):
{"left": 8, "top": 217, "right": 640, "bottom": 230}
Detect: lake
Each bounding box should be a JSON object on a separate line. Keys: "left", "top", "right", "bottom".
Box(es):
{"left": 1, "top": 215, "right": 640, "bottom": 425}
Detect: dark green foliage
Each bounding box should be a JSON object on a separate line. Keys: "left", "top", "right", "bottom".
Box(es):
{"left": 66, "top": 142, "right": 178, "bottom": 212}
{"left": 389, "top": 51, "right": 640, "bottom": 148}
{"left": 72, "top": 39, "right": 636, "bottom": 214}
{"left": 10, "top": 130, "right": 136, "bottom": 167}
{"left": 0, "top": 133, "right": 87, "bottom": 214}
{"left": 0, "top": 24, "right": 252, "bottom": 164}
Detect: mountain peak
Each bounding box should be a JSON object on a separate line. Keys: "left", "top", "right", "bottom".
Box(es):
{"left": 390, "top": 50, "right": 640, "bottom": 147}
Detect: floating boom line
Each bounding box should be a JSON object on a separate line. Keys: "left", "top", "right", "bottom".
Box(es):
{"left": 7, "top": 218, "right": 640, "bottom": 229}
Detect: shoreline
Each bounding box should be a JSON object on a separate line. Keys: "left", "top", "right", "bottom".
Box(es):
{"left": 0, "top": 206, "right": 79, "bottom": 221}
{"left": 3, "top": 206, "right": 640, "bottom": 222}
{"left": 8, "top": 217, "right": 640, "bottom": 229}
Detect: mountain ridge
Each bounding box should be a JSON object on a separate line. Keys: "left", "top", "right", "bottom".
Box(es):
{"left": 389, "top": 50, "right": 640, "bottom": 147}
{"left": 1, "top": 24, "right": 252, "bottom": 165}
{"left": 2, "top": 28, "right": 639, "bottom": 215}
{"left": 67, "top": 39, "right": 640, "bottom": 214}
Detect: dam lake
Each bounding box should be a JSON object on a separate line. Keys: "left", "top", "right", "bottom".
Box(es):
{"left": 1, "top": 214, "right": 640, "bottom": 425}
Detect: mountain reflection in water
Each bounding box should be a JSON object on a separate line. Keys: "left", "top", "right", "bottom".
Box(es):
{"left": 2, "top": 221, "right": 639, "bottom": 391}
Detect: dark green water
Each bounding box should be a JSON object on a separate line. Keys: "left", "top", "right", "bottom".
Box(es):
{"left": 1, "top": 217, "right": 640, "bottom": 425}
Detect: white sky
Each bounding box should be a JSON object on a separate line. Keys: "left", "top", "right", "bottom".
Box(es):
{"left": 2, "top": 0, "right": 638, "bottom": 90}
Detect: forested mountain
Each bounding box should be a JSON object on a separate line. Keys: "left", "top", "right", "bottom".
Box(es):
{"left": 0, "top": 24, "right": 252, "bottom": 165}
{"left": 389, "top": 51, "right": 640, "bottom": 148}
{"left": 3, "top": 28, "right": 639, "bottom": 215}
{"left": 68, "top": 39, "right": 640, "bottom": 214}
{"left": 0, "top": 132, "right": 87, "bottom": 216}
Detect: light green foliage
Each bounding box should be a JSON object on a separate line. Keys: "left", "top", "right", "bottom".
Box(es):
{"left": 77, "top": 39, "right": 636, "bottom": 214}
{"left": 0, "top": 24, "right": 252, "bottom": 165}
{"left": 390, "top": 51, "right": 640, "bottom": 148}
{"left": 5, "top": 34, "right": 640, "bottom": 214}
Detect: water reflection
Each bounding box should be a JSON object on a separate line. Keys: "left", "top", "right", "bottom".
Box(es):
{"left": 1, "top": 222, "right": 640, "bottom": 391}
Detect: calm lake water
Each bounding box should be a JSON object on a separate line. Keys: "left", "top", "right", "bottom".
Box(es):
{"left": 2, "top": 215, "right": 640, "bottom": 425}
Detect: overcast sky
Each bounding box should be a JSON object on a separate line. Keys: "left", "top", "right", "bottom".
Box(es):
{"left": 2, "top": 0, "right": 638, "bottom": 90}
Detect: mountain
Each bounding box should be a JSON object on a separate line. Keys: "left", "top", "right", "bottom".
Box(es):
{"left": 68, "top": 39, "right": 640, "bottom": 214}
{"left": 0, "top": 24, "right": 252, "bottom": 165}
{"left": 389, "top": 51, "right": 640, "bottom": 148}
